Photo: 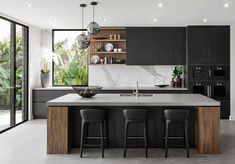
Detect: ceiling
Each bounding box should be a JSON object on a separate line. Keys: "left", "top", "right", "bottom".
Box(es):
{"left": 0, "top": 0, "right": 235, "bottom": 29}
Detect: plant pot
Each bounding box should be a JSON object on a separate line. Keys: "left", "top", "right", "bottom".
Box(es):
{"left": 175, "top": 77, "right": 182, "bottom": 88}
{"left": 41, "top": 73, "right": 50, "bottom": 88}
{"left": 170, "top": 79, "right": 176, "bottom": 88}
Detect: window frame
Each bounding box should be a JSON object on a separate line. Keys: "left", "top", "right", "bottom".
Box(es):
{"left": 52, "top": 29, "right": 89, "bottom": 86}
{"left": 0, "top": 16, "right": 29, "bottom": 133}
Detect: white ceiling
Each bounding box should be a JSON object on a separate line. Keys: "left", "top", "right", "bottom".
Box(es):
{"left": 0, "top": 0, "right": 235, "bottom": 29}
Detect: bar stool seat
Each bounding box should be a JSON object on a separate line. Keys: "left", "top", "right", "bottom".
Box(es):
{"left": 123, "top": 109, "right": 148, "bottom": 158}
{"left": 80, "top": 109, "right": 109, "bottom": 158}
{"left": 163, "top": 109, "right": 190, "bottom": 158}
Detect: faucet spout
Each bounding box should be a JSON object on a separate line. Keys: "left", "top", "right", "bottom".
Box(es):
{"left": 136, "top": 81, "right": 139, "bottom": 97}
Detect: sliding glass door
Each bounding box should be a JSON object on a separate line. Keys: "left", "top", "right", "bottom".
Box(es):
{"left": 0, "top": 17, "right": 28, "bottom": 132}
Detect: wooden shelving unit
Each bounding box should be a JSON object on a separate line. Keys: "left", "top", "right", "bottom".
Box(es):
{"left": 88, "top": 27, "right": 127, "bottom": 65}
{"left": 90, "top": 52, "right": 126, "bottom": 54}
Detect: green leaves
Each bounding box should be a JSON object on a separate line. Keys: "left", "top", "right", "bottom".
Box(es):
{"left": 172, "top": 66, "right": 183, "bottom": 80}
{"left": 53, "top": 39, "right": 88, "bottom": 85}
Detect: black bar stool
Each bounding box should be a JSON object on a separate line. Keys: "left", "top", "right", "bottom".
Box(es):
{"left": 123, "top": 109, "right": 148, "bottom": 158}
{"left": 163, "top": 109, "right": 189, "bottom": 158}
{"left": 80, "top": 109, "right": 109, "bottom": 158}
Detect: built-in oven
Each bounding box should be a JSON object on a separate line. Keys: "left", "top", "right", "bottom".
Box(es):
{"left": 189, "top": 65, "right": 208, "bottom": 80}
{"left": 209, "top": 80, "right": 230, "bottom": 101}
{"left": 189, "top": 81, "right": 208, "bottom": 96}
{"left": 208, "top": 65, "right": 230, "bottom": 80}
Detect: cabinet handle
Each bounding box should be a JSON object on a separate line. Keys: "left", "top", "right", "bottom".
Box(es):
{"left": 210, "top": 86, "right": 212, "bottom": 97}
{"left": 209, "top": 70, "right": 212, "bottom": 77}
{"left": 207, "top": 86, "right": 210, "bottom": 97}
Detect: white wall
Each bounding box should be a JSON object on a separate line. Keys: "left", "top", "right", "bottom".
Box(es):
{"left": 28, "top": 28, "right": 42, "bottom": 120}
{"left": 230, "top": 25, "right": 235, "bottom": 120}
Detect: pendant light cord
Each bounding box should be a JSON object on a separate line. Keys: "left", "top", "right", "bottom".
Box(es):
{"left": 82, "top": 7, "right": 84, "bottom": 29}
{"left": 93, "top": 5, "right": 95, "bottom": 22}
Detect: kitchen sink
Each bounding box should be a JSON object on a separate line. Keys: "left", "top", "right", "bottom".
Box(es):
{"left": 120, "top": 93, "right": 154, "bottom": 97}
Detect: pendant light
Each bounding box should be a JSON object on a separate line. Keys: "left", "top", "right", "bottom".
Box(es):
{"left": 87, "top": 2, "right": 100, "bottom": 35}
{"left": 76, "top": 4, "right": 90, "bottom": 50}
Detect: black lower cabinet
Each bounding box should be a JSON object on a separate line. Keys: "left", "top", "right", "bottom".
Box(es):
{"left": 220, "top": 101, "right": 230, "bottom": 119}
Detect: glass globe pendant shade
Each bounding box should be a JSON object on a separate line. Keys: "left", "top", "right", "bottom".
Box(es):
{"left": 87, "top": 21, "right": 100, "bottom": 35}
{"left": 76, "top": 32, "right": 90, "bottom": 50}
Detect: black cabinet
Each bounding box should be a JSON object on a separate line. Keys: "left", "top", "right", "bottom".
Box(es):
{"left": 126, "top": 27, "right": 186, "bottom": 65}
{"left": 188, "top": 26, "right": 230, "bottom": 65}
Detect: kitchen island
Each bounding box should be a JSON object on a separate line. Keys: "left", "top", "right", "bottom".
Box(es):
{"left": 47, "top": 93, "right": 220, "bottom": 154}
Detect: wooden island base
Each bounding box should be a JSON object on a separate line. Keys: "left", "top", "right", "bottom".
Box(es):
{"left": 47, "top": 106, "right": 220, "bottom": 154}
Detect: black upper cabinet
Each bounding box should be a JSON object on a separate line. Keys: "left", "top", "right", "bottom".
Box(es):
{"left": 126, "top": 27, "right": 186, "bottom": 65}
{"left": 188, "top": 26, "right": 230, "bottom": 65}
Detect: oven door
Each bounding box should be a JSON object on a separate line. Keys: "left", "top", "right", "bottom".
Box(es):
{"left": 188, "top": 65, "right": 208, "bottom": 80}
{"left": 189, "top": 81, "right": 208, "bottom": 96}
{"left": 209, "top": 65, "right": 230, "bottom": 80}
{"left": 210, "top": 81, "right": 230, "bottom": 101}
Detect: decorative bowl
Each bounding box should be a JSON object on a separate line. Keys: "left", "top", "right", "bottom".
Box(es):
{"left": 72, "top": 86, "right": 102, "bottom": 98}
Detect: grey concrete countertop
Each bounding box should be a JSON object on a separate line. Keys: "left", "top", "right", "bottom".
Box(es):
{"left": 34, "top": 86, "right": 188, "bottom": 91}
{"left": 47, "top": 93, "right": 220, "bottom": 107}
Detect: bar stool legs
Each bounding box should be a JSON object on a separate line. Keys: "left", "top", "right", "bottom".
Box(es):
{"left": 165, "top": 120, "right": 170, "bottom": 158}
{"left": 80, "top": 120, "right": 85, "bottom": 158}
{"left": 185, "top": 120, "right": 189, "bottom": 158}
{"left": 144, "top": 120, "right": 148, "bottom": 158}
{"left": 80, "top": 120, "right": 107, "bottom": 158}
{"left": 164, "top": 120, "right": 190, "bottom": 158}
{"left": 100, "top": 122, "right": 104, "bottom": 158}
{"left": 123, "top": 120, "right": 128, "bottom": 158}
{"left": 123, "top": 120, "right": 148, "bottom": 158}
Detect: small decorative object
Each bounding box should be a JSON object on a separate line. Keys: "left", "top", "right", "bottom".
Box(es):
{"left": 72, "top": 86, "right": 102, "bottom": 98}
{"left": 117, "top": 34, "right": 121, "bottom": 40}
{"left": 91, "top": 55, "right": 100, "bottom": 64}
{"left": 113, "top": 33, "right": 117, "bottom": 40}
{"left": 170, "top": 78, "right": 175, "bottom": 88}
{"left": 104, "top": 43, "right": 114, "bottom": 52}
{"left": 118, "top": 48, "right": 122, "bottom": 52}
{"left": 76, "top": 4, "right": 90, "bottom": 50}
{"left": 41, "top": 61, "right": 50, "bottom": 88}
{"left": 109, "top": 33, "right": 113, "bottom": 40}
{"left": 113, "top": 48, "right": 118, "bottom": 52}
{"left": 100, "top": 58, "right": 104, "bottom": 64}
{"left": 114, "top": 58, "right": 122, "bottom": 64}
{"left": 87, "top": 2, "right": 100, "bottom": 35}
{"left": 172, "top": 66, "right": 183, "bottom": 88}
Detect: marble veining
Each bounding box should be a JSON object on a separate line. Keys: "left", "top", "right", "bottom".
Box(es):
{"left": 89, "top": 65, "right": 184, "bottom": 87}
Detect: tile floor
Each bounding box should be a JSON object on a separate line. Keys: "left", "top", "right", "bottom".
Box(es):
{"left": 0, "top": 119, "right": 235, "bottom": 164}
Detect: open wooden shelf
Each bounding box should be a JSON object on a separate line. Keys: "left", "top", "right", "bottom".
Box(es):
{"left": 88, "top": 27, "right": 127, "bottom": 65}
{"left": 90, "top": 52, "right": 126, "bottom": 54}
{"left": 90, "top": 64, "right": 126, "bottom": 66}
{"left": 90, "top": 39, "right": 126, "bottom": 42}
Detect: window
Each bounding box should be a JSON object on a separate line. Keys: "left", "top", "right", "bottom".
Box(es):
{"left": 0, "top": 16, "right": 28, "bottom": 132}
{"left": 52, "top": 30, "right": 88, "bottom": 86}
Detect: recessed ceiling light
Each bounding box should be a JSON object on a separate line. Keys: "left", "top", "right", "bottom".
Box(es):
{"left": 203, "top": 19, "right": 208, "bottom": 23}
{"left": 153, "top": 18, "right": 157, "bottom": 22}
{"left": 224, "top": 3, "right": 229, "bottom": 8}
{"left": 54, "top": 19, "right": 57, "bottom": 23}
{"left": 27, "top": 3, "right": 32, "bottom": 8}
{"left": 158, "top": 3, "right": 163, "bottom": 8}
{"left": 103, "top": 18, "right": 107, "bottom": 22}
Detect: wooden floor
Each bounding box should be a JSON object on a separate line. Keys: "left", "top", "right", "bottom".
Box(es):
{"left": 0, "top": 119, "right": 235, "bottom": 164}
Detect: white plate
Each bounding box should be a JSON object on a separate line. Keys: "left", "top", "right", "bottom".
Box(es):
{"left": 104, "top": 43, "right": 114, "bottom": 52}
{"left": 91, "top": 55, "right": 100, "bottom": 64}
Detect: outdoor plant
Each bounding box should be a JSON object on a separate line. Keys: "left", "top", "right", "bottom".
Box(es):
{"left": 53, "top": 39, "right": 88, "bottom": 85}
{"left": 172, "top": 66, "right": 183, "bottom": 80}
{"left": 0, "top": 34, "right": 23, "bottom": 108}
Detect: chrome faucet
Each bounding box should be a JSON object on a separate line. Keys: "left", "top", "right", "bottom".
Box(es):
{"left": 133, "top": 81, "right": 139, "bottom": 97}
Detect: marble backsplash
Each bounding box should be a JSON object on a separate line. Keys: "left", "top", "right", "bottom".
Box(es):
{"left": 89, "top": 65, "right": 184, "bottom": 87}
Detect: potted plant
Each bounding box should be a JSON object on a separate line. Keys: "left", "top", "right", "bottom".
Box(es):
{"left": 172, "top": 66, "right": 183, "bottom": 88}
{"left": 41, "top": 61, "right": 50, "bottom": 88}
